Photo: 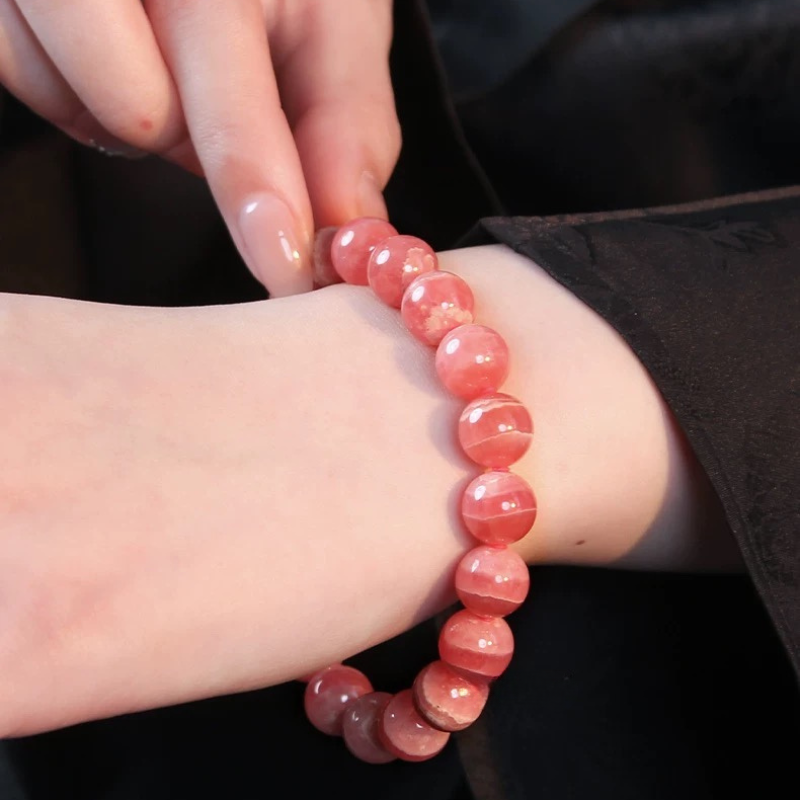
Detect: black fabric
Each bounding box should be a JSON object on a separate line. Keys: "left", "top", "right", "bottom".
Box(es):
{"left": 1, "top": 0, "right": 799, "bottom": 799}
{"left": 469, "top": 189, "right": 800, "bottom": 675}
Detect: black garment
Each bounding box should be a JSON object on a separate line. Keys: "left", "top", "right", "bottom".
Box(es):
{"left": 1, "top": 1, "right": 799, "bottom": 799}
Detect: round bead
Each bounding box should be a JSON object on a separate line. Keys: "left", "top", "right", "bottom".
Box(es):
{"left": 378, "top": 689, "right": 451, "bottom": 762}
{"left": 458, "top": 393, "right": 533, "bottom": 468}
{"left": 312, "top": 225, "right": 343, "bottom": 288}
{"left": 367, "top": 234, "right": 438, "bottom": 307}
{"left": 435, "top": 324, "right": 510, "bottom": 399}
{"left": 304, "top": 664, "right": 373, "bottom": 736}
{"left": 342, "top": 692, "right": 397, "bottom": 764}
{"left": 455, "top": 545, "right": 530, "bottom": 617}
{"left": 439, "top": 609, "right": 514, "bottom": 679}
{"left": 330, "top": 217, "right": 398, "bottom": 285}
{"left": 400, "top": 271, "right": 475, "bottom": 345}
{"left": 461, "top": 471, "right": 537, "bottom": 545}
{"left": 412, "top": 660, "right": 490, "bottom": 732}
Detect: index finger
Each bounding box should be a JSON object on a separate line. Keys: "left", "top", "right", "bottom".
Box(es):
{"left": 145, "top": 0, "right": 314, "bottom": 298}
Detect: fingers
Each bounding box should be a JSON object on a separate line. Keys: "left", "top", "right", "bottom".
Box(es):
{"left": 14, "top": 0, "right": 185, "bottom": 151}
{"left": 0, "top": 0, "right": 83, "bottom": 131}
{"left": 145, "top": 0, "right": 314, "bottom": 298}
{"left": 273, "top": 0, "right": 400, "bottom": 227}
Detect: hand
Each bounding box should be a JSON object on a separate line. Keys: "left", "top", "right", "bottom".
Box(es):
{"left": 0, "top": 245, "right": 738, "bottom": 738}
{"left": 0, "top": 0, "right": 400, "bottom": 296}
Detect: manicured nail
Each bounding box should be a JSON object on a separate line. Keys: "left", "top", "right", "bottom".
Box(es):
{"left": 238, "top": 194, "right": 312, "bottom": 297}
{"left": 358, "top": 170, "right": 389, "bottom": 219}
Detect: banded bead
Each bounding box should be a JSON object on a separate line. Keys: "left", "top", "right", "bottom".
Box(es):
{"left": 461, "top": 471, "right": 537, "bottom": 545}
{"left": 439, "top": 609, "right": 514, "bottom": 680}
{"left": 458, "top": 393, "right": 533, "bottom": 468}
{"left": 412, "top": 660, "right": 489, "bottom": 732}
{"left": 455, "top": 545, "right": 530, "bottom": 617}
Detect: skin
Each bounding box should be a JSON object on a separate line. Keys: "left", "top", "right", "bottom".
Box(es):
{"left": 0, "top": 244, "right": 739, "bottom": 739}
{"left": 0, "top": 0, "right": 400, "bottom": 294}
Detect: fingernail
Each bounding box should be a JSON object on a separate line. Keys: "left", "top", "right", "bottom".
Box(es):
{"left": 358, "top": 171, "right": 389, "bottom": 219}
{"left": 238, "top": 193, "right": 312, "bottom": 297}
{"left": 68, "top": 110, "right": 149, "bottom": 160}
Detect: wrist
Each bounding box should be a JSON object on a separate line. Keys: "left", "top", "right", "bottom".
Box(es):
{"left": 438, "top": 244, "right": 739, "bottom": 572}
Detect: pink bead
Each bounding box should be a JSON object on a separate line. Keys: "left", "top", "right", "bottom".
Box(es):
{"left": 330, "top": 217, "right": 398, "bottom": 285}
{"left": 438, "top": 609, "right": 514, "bottom": 679}
{"left": 455, "top": 545, "right": 530, "bottom": 617}
{"left": 458, "top": 393, "right": 533, "bottom": 468}
{"left": 304, "top": 664, "right": 373, "bottom": 736}
{"left": 401, "top": 271, "right": 475, "bottom": 345}
{"left": 312, "top": 225, "right": 343, "bottom": 288}
{"left": 412, "top": 660, "right": 490, "bottom": 732}
{"left": 367, "top": 234, "right": 438, "bottom": 307}
{"left": 342, "top": 692, "right": 397, "bottom": 764}
{"left": 435, "top": 324, "right": 510, "bottom": 399}
{"left": 461, "top": 471, "right": 537, "bottom": 545}
{"left": 378, "top": 689, "right": 451, "bottom": 762}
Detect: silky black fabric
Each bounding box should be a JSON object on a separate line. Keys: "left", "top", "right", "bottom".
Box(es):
{"left": 1, "top": 1, "right": 799, "bottom": 799}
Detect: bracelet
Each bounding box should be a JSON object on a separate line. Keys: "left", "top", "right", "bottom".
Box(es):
{"left": 303, "top": 217, "right": 536, "bottom": 763}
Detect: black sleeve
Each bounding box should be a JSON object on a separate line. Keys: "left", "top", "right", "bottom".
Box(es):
{"left": 462, "top": 186, "right": 800, "bottom": 679}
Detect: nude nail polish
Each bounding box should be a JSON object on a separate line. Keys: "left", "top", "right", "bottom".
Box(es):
{"left": 238, "top": 194, "right": 312, "bottom": 297}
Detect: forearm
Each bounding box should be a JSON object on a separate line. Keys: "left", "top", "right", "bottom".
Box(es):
{"left": 0, "top": 244, "right": 737, "bottom": 737}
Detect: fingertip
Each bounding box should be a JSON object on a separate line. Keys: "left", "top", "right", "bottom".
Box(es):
{"left": 238, "top": 193, "right": 314, "bottom": 298}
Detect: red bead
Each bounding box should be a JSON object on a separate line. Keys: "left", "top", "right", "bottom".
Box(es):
{"left": 458, "top": 393, "right": 533, "bottom": 468}
{"left": 342, "top": 692, "right": 397, "bottom": 764}
{"left": 461, "top": 471, "right": 537, "bottom": 545}
{"left": 412, "top": 660, "right": 489, "bottom": 732}
{"left": 304, "top": 664, "right": 373, "bottom": 736}
{"left": 439, "top": 609, "right": 514, "bottom": 679}
{"left": 312, "top": 225, "right": 343, "bottom": 289}
{"left": 400, "top": 271, "right": 475, "bottom": 345}
{"left": 330, "top": 217, "right": 398, "bottom": 285}
{"left": 378, "top": 689, "right": 451, "bottom": 762}
{"left": 435, "top": 324, "right": 510, "bottom": 399}
{"left": 367, "top": 234, "right": 438, "bottom": 307}
{"left": 455, "top": 545, "right": 530, "bottom": 617}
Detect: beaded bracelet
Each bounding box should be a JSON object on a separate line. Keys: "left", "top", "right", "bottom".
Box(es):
{"left": 303, "top": 217, "right": 536, "bottom": 764}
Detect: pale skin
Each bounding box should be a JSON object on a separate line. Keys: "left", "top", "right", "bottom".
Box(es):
{"left": 0, "top": 244, "right": 740, "bottom": 740}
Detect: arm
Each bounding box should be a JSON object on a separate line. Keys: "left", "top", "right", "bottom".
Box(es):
{"left": 0, "top": 243, "right": 734, "bottom": 738}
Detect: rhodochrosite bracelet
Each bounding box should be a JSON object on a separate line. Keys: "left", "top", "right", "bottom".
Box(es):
{"left": 303, "top": 217, "right": 536, "bottom": 764}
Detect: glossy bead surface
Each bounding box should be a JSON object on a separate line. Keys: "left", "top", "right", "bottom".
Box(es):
{"left": 379, "top": 689, "right": 451, "bottom": 762}
{"left": 435, "top": 324, "right": 509, "bottom": 399}
{"left": 367, "top": 234, "right": 438, "bottom": 307}
{"left": 458, "top": 393, "right": 533, "bottom": 468}
{"left": 312, "top": 225, "right": 342, "bottom": 288}
{"left": 331, "top": 217, "right": 398, "bottom": 285}
{"left": 400, "top": 271, "right": 474, "bottom": 345}
{"left": 412, "top": 660, "right": 489, "bottom": 732}
{"left": 342, "top": 692, "right": 397, "bottom": 764}
{"left": 439, "top": 609, "right": 514, "bottom": 679}
{"left": 455, "top": 545, "right": 530, "bottom": 617}
{"left": 461, "top": 471, "right": 537, "bottom": 545}
{"left": 304, "top": 664, "right": 373, "bottom": 736}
